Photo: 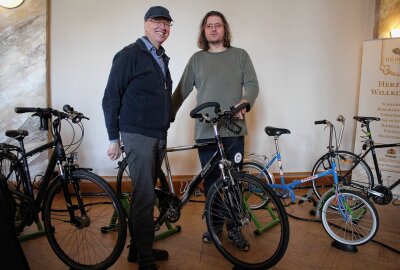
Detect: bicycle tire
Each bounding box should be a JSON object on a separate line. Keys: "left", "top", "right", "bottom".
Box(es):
{"left": 205, "top": 172, "right": 289, "bottom": 269}
{"left": 242, "top": 161, "right": 274, "bottom": 210}
{"left": 242, "top": 161, "right": 273, "bottom": 184}
{"left": 0, "top": 151, "right": 27, "bottom": 232}
{"left": 321, "top": 189, "right": 379, "bottom": 246}
{"left": 42, "top": 170, "right": 127, "bottom": 270}
{"left": 311, "top": 151, "right": 374, "bottom": 199}
{"left": 115, "top": 157, "right": 169, "bottom": 225}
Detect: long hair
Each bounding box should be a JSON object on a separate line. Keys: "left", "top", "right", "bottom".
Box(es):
{"left": 197, "top": 11, "right": 232, "bottom": 51}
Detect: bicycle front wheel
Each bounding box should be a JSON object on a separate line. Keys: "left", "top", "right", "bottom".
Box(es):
{"left": 321, "top": 190, "right": 379, "bottom": 246}
{"left": 43, "top": 170, "right": 127, "bottom": 270}
{"left": 312, "top": 151, "right": 374, "bottom": 199}
{"left": 205, "top": 172, "right": 289, "bottom": 269}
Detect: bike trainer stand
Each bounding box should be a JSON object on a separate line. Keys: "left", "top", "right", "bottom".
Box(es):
{"left": 331, "top": 240, "right": 358, "bottom": 252}
{"left": 17, "top": 220, "right": 46, "bottom": 242}
{"left": 106, "top": 194, "right": 182, "bottom": 241}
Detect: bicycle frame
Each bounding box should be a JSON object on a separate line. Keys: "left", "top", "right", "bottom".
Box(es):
{"left": 162, "top": 142, "right": 219, "bottom": 204}
{"left": 5, "top": 120, "right": 67, "bottom": 211}
{"left": 351, "top": 118, "right": 400, "bottom": 192}
{"left": 1, "top": 112, "right": 88, "bottom": 231}
{"left": 1, "top": 140, "right": 58, "bottom": 208}
{"left": 257, "top": 121, "right": 342, "bottom": 203}
{"left": 269, "top": 160, "right": 339, "bottom": 203}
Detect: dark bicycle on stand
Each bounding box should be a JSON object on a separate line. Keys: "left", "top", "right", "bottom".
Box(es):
{"left": 113, "top": 102, "right": 290, "bottom": 270}
{"left": 312, "top": 116, "right": 400, "bottom": 206}
{"left": 0, "top": 105, "right": 127, "bottom": 270}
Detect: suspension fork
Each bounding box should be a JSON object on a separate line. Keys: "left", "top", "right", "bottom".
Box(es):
{"left": 59, "top": 164, "right": 87, "bottom": 225}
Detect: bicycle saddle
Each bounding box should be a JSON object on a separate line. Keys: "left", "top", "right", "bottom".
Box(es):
{"left": 5, "top": 129, "right": 29, "bottom": 139}
{"left": 353, "top": 116, "right": 380, "bottom": 123}
{"left": 264, "top": 126, "right": 291, "bottom": 137}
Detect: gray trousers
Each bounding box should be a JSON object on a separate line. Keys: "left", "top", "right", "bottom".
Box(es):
{"left": 121, "top": 132, "right": 166, "bottom": 264}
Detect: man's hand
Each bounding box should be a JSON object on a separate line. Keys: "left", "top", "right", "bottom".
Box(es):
{"left": 234, "top": 99, "right": 249, "bottom": 120}
{"left": 107, "top": 141, "right": 121, "bottom": 160}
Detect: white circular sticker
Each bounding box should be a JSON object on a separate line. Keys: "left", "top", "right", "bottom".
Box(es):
{"left": 234, "top": 153, "right": 242, "bottom": 163}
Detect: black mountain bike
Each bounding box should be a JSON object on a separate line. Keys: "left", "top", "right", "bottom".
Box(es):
{"left": 0, "top": 105, "right": 127, "bottom": 270}
{"left": 114, "top": 102, "right": 290, "bottom": 270}
{"left": 312, "top": 116, "right": 400, "bottom": 205}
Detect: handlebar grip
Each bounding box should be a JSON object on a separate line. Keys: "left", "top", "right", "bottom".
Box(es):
{"left": 190, "top": 102, "right": 220, "bottom": 119}
{"left": 314, "top": 120, "right": 327, "bottom": 125}
{"left": 15, "top": 107, "right": 38, "bottom": 113}
{"left": 232, "top": 102, "right": 251, "bottom": 114}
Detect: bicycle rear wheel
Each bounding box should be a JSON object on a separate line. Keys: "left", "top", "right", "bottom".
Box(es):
{"left": 43, "top": 170, "right": 127, "bottom": 270}
{"left": 242, "top": 161, "right": 274, "bottom": 209}
{"left": 242, "top": 161, "right": 273, "bottom": 184}
{"left": 312, "top": 151, "right": 374, "bottom": 199}
{"left": 0, "top": 151, "right": 27, "bottom": 232}
{"left": 321, "top": 190, "right": 379, "bottom": 246}
{"left": 115, "top": 157, "right": 169, "bottom": 226}
{"left": 205, "top": 172, "right": 289, "bottom": 269}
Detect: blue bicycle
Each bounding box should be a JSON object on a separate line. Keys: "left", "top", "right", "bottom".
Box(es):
{"left": 242, "top": 119, "right": 379, "bottom": 246}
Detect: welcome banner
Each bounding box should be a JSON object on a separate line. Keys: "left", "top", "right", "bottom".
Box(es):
{"left": 355, "top": 38, "right": 400, "bottom": 196}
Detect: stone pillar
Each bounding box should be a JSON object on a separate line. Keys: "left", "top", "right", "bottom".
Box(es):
{"left": 0, "top": 0, "right": 47, "bottom": 176}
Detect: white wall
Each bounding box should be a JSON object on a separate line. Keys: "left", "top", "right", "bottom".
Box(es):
{"left": 50, "top": 0, "right": 375, "bottom": 177}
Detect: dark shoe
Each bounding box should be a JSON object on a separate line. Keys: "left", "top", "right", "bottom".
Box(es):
{"left": 138, "top": 263, "right": 158, "bottom": 270}
{"left": 228, "top": 228, "right": 250, "bottom": 251}
{"left": 202, "top": 229, "right": 222, "bottom": 243}
{"left": 202, "top": 231, "right": 213, "bottom": 243}
{"left": 128, "top": 246, "right": 169, "bottom": 263}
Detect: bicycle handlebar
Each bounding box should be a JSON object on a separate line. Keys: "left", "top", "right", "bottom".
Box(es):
{"left": 190, "top": 101, "right": 250, "bottom": 135}
{"left": 315, "top": 114, "right": 346, "bottom": 151}
{"left": 190, "top": 102, "right": 220, "bottom": 119}
{"left": 15, "top": 105, "right": 89, "bottom": 130}
{"left": 190, "top": 101, "right": 250, "bottom": 120}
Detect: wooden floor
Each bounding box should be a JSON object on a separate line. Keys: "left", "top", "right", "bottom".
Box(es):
{"left": 21, "top": 191, "right": 400, "bottom": 270}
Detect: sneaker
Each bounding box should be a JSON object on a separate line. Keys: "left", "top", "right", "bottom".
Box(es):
{"left": 202, "top": 231, "right": 213, "bottom": 243}
{"left": 127, "top": 245, "right": 169, "bottom": 263}
{"left": 228, "top": 228, "right": 250, "bottom": 251}
{"left": 202, "top": 229, "right": 222, "bottom": 243}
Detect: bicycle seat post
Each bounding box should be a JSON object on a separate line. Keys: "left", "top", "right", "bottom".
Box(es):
{"left": 14, "top": 134, "right": 34, "bottom": 196}
{"left": 163, "top": 153, "right": 176, "bottom": 195}
{"left": 274, "top": 135, "right": 285, "bottom": 185}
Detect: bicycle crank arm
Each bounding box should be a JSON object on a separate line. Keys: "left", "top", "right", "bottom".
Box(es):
{"left": 368, "top": 189, "right": 384, "bottom": 197}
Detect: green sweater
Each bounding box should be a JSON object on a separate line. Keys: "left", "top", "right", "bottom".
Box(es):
{"left": 172, "top": 47, "right": 259, "bottom": 140}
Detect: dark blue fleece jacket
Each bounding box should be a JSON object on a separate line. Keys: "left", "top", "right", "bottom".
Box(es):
{"left": 102, "top": 38, "right": 173, "bottom": 140}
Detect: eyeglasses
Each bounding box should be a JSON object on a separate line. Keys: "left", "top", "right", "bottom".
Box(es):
{"left": 147, "top": 19, "right": 173, "bottom": 28}
{"left": 205, "top": 23, "right": 223, "bottom": 30}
